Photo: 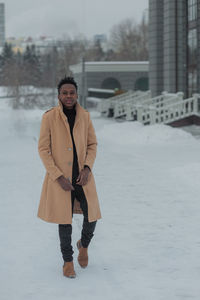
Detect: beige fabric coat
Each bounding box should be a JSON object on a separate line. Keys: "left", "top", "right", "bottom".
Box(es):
{"left": 37, "top": 101, "right": 101, "bottom": 224}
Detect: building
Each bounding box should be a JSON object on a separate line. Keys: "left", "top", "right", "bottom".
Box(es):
{"left": 6, "top": 36, "right": 59, "bottom": 54}
{"left": 0, "top": 3, "right": 5, "bottom": 47}
{"left": 70, "top": 61, "right": 149, "bottom": 103}
{"left": 93, "top": 34, "right": 108, "bottom": 52}
{"left": 149, "top": 0, "right": 199, "bottom": 98}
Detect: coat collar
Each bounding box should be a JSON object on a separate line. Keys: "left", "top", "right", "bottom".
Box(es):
{"left": 58, "top": 100, "right": 85, "bottom": 128}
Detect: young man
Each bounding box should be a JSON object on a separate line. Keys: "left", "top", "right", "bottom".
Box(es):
{"left": 37, "top": 76, "right": 101, "bottom": 278}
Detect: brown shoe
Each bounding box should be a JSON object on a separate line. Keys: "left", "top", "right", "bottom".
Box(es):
{"left": 77, "top": 239, "right": 88, "bottom": 268}
{"left": 63, "top": 261, "right": 76, "bottom": 278}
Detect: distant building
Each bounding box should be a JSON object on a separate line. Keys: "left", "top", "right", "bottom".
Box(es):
{"left": 93, "top": 34, "right": 107, "bottom": 44}
{"left": 0, "top": 3, "right": 5, "bottom": 47}
{"left": 149, "top": 0, "right": 199, "bottom": 97}
{"left": 6, "top": 36, "right": 58, "bottom": 54}
{"left": 93, "top": 34, "right": 108, "bottom": 51}
{"left": 70, "top": 61, "right": 149, "bottom": 102}
{"left": 143, "top": 8, "right": 149, "bottom": 24}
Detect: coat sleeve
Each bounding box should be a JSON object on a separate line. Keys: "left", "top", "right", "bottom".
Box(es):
{"left": 38, "top": 112, "right": 63, "bottom": 181}
{"left": 84, "top": 113, "right": 97, "bottom": 170}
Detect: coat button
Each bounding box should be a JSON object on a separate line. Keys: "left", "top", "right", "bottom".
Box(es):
{"left": 68, "top": 147, "right": 72, "bottom": 151}
{"left": 68, "top": 162, "right": 72, "bottom": 166}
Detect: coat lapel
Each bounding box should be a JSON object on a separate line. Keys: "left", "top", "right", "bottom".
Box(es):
{"left": 74, "top": 102, "right": 82, "bottom": 129}
{"left": 57, "top": 101, "right": 71, "bottom": 137}
{"left": 57, "top": 101, "right": 84, "bottom": 140}
{"left": 58, "top": 101, "right": 83, "bottom": 127}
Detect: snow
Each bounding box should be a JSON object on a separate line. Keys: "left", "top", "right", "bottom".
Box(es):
{"left": 85, "top": 61, "right": 149, "bottom": 65}
{"left": 1, "top": 98, "right": 200, "bottom": 300}
{"left": 88, "top": 88, "right": 115, "bottom": 94}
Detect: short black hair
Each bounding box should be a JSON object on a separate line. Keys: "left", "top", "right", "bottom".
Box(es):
{"left": 57, "top": 76, "right": 78, "bottom": 94}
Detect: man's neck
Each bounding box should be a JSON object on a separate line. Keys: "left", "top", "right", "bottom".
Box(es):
{"left": 63, "top": 104, "right": 76, "bottom": 111}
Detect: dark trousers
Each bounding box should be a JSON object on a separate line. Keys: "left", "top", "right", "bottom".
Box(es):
{"left": 58, "top": 184, "right": 97, "bottom": 262}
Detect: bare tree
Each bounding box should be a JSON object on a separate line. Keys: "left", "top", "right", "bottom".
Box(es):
{"left": 138, "top": 15, "right": 148, "bottom": 60}
{"left": 109, "top": 17, "right": 148, "bottom": 61}
{"left": 58, "top": 36, "right": 87, "bottom": 77}
{"left": 84, "top": 40, "right": 105, "bottom": 61}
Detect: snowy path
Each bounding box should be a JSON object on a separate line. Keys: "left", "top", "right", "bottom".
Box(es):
{"left": 1, "top": 101, "right": 200, "bottom": 300}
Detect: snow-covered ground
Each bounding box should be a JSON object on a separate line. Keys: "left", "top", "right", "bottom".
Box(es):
{"left": 1, "top": 98, "right": 200, "bottom": 300}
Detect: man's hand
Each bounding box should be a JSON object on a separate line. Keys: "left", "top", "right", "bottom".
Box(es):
{"left": 57, "top": 175, "right": 74, "bottom": 191}
{"left": 76, "top": 167, "right": 90, "bottom": 186}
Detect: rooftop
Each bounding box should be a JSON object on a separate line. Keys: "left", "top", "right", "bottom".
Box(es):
{"left": 70, "top": 61, "right": 149, "bottom": 73}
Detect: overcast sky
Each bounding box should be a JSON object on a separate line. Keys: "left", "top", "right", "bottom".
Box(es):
{"left": 2, "top": 0, "right": 148, "bottom": 39}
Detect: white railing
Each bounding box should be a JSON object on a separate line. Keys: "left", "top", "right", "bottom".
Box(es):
{"left": 98, "top": 89, "right": 200, "bottom": 126}
{"left": 114, "top": 91, "right": 182, "bottom": 121}
{"left": 126, "top": 92, "right": 183, "bottom": 121}
{"left": 98, "top": 90, "right": 145, "bottom": 117}
{"left": 139, "top": 92, "right": 183, "bottom": 108}
{"left": 114, "top": 90, "right": 151, "bottom": 119}
{"left": 138, "top": 94, "right": 200, "bottom": 125}
{"left": 97, "top": 90, "right": 132, "bottom": 115}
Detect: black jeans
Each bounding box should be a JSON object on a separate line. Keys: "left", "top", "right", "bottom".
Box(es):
{"left": 58, "top": 184, "right": 97, "bottom": 262}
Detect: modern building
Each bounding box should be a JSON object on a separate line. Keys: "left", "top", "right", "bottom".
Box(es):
{"left": 0, "top": 3, "right": 5, "bottom": 47}
{"left": 149, "top": 0, "right": 199, "bottom": 98}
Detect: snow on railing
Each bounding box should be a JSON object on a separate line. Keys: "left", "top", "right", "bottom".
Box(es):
{"left": 98, "top": 90, "right": 143, "bottom": 117}
{"left": 138, "top": 94, "right": 200, "bottom": 125}
{"left": 139, "top": 92, "right": 183, "bottom": 108}
{"left": 97, "top": 90, "right": 130, "bottom": 114}
{"left": 97, "top": 89, "right": 200, "bottom": 127}
{"left": 120, "top": 91, "right": 180, "bottom": 121}
{"left": 114, "top": 90, "right": 151, "bottom": 119}
{"left": 114, "top": 91, "right": 183, "bottom": 121}
{"left": 98, "top": 87, "right": 200, "bottom": 126}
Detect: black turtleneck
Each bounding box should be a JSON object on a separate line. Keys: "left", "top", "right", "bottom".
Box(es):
{"left": 63, "top": 105, "right": 79, "bottom": 182}
{"left": 63, "top": 105, "right": 76, "bottom": 135}
{"left": 62, "top": 104, "right": 91, "bottom": 182}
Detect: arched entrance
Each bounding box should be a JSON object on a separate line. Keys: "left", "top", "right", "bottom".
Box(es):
{"left": 101, "top": 77, "right": 121, "bottom": 90}
{"left": 135, "top": 77, "right": 149, "bottom": 91}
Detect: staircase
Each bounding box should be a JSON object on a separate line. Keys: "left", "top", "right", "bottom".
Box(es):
{"left": 98, "top": 90, "right": 146, "bottom": 117}
{"left": 98, "top": 91, "right": 200, "bottom": 127}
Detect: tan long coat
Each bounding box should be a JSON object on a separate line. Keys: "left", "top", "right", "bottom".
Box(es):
{"left": 37, "top": 101, "right": 101, "bottom": 224}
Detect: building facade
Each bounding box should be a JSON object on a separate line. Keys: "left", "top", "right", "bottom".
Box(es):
{"left": 70, "top": 61, "right": 149, "bottom": 103}
{"left": 149, "top": 0, "right": 199, "bottom": 97}
{"left": 0, "top": 3, "right": 5, "bottom": 47}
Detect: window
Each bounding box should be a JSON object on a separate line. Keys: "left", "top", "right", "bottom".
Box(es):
{"left": 187, "top": 1, "right": 198, "bottom": 96}
{"left": 188, "top": 28, "right": 197, "bottom": 66}
{"left": 188, "top": 0, "right": 197, "bottom": 22}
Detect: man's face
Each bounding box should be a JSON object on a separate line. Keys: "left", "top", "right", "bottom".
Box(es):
{"left": 58, "top": 83, "right": 78, "bottom": 109}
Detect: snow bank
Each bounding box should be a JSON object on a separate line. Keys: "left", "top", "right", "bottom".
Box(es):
{"left": 98, "top": 121, "right": 195, "bottom": 145}
{"left": 170, "top": 162, "right": 200, "bottom": 190}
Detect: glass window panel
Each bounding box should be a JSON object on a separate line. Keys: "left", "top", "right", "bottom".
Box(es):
{"left": 187, "top": 25, "right": 197, "bottom": 96}
{"left": 188, "top": 0, "right": 197, "bottom": 21}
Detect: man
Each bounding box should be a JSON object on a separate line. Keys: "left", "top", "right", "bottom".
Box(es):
{"left": 37, "top": 76, "right": 101, "bottom": 278}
